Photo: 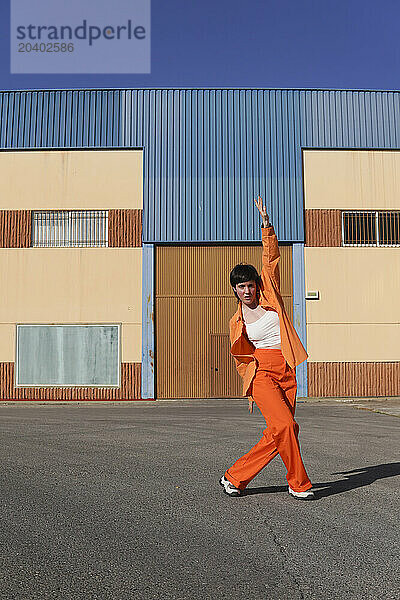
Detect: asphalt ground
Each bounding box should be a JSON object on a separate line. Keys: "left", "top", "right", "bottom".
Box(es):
{"left": 0, "top": 400, "right": 398, "bottom": 600}
{"left": 303, "top": 397, "right": 400, "bottom": 418}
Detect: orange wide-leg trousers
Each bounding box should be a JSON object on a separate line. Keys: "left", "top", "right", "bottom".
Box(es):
{"left": 225, "top": 349, "right": 312, "bottom": 493}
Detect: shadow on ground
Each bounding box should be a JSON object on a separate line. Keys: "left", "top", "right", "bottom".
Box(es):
{"left": 241, "top": 462, "right": 400, "bottom": 499}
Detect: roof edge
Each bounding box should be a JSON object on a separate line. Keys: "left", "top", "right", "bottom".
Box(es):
{"left": 0, "top": 86, "right": 400, "bottom": 94}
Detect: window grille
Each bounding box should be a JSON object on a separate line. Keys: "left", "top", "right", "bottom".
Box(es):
{"left": 32, "top": 210, "right": 108, "bottom": 247}
{"left": 342, "top": 211, "right": 400, "bottom": 246}
{"left": 378, "top": 211, "right": 400, "bottom": 245}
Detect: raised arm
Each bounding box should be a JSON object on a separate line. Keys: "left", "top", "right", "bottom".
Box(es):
{"left": 254, "top": 196, "right": 280, "bottom": 292}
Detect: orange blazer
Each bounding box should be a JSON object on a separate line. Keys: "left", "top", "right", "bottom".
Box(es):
{"left": 229, "top": 225, "right": 308, "bottom": 397}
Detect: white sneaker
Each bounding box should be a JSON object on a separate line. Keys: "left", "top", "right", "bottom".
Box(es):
{"left": 219, "top": 475, "right": 241, "bottom": 497}
{"left": 288, "top": 486, "right": 315, "bottom": 500}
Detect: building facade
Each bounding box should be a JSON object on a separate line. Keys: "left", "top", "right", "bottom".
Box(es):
{"left": 0, "top": 88, "right": 399, "bottom": 400}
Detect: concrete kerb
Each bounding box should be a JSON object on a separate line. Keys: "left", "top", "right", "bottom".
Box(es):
{"left": 1, "top": 396, "right": 400, "bottom": 418}
{"left": 0, "top": 396, "right": 400, "bottom": 417}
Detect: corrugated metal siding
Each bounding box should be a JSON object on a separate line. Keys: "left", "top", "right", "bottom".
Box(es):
{"left": 141, "top": 243, "right": 155, "bottom": 399}
{"left": 210, "top": 333, "right": 242, "bottom": 398}
{"left": 0, "top": 90, "right": 124, "bottom": 148}
{"left": 156, "top": 297, "right": 238, "bottom": 398}
{"left": 305, "top": 210, "right": 341, "bottom": 246}
{"left": 156, "top": 244, "right": 293, "bottom": 315}
{"left": 155, "top": 244, "right": 292, "bottom": 399}
{"left": 0, "top": 362, "right": 142, "bottom": 400}
{"left": 2, "top": 89, "right": 400, "bottom": 243}
{"left": 0, "top": 210, "right": 32, "bottom": 247}
{"left": 108, "top": 209, "right": 142, "bottom": 247}
{"left": 308, "top": 362, "right": 400, "bottom": 397}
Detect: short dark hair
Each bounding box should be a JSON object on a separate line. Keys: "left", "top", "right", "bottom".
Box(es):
{"left": 230, "top": 263, "right": 261, "bottom": 301}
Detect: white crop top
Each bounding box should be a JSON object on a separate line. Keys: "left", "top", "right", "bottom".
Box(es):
{"left": 244, "top": 309, "right": 281, "bottom": 349}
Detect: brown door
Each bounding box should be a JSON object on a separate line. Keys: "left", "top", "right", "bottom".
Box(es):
{"left": 156, "top": 244, "right": 293, "bottom": 399}
{"left": 210, "top": 333, "right": 242, "bottom": 398}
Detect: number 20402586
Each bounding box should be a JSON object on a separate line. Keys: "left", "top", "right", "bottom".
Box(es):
{"left": 18, "top": 42, "right": 74, "bottom": 52}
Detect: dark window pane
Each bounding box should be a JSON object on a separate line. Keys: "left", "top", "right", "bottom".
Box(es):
{"left": 343, "top": 212, "right": 376, "bottom": 245}
{"left": 378, "top": 211, "right": 400, "bottom": 245}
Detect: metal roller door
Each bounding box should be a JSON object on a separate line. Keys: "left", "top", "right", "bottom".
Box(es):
{"left": 156, "top": 244, "right": 293, "bottom": 399}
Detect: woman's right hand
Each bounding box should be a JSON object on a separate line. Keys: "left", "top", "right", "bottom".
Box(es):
{"left": 254, "top": 196, "right": 270, "bottom": 227}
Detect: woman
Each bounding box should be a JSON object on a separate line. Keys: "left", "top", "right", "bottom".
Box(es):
{"left": 220, "top": 197, "right": 314, "bottom": 500}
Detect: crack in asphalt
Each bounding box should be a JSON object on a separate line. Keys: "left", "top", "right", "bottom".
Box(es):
{"left": 252, "top": 497, "right": 306, "bottom": 600}
{"left": 266, "top": 522, "right": 305, "bottom": 600}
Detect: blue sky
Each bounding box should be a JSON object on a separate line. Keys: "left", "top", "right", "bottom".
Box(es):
{"left": 1, "top": 0, "right": 400, "bottom": 91}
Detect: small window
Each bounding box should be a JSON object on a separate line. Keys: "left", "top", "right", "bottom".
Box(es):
{"left": 32, "top": 210, "right": 108, "bottom": 247}
{"left": 342, "top": 211, "right": 400, "bottom": 246}
{"left": 16, "top": 324, "right": 120, "bottom": 387}
{"left": 378, "top": 211, "right": 400, "bottom": 245}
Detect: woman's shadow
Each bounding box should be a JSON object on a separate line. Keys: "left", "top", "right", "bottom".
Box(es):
{"left": 242, "top": 462, "right": 400, "bottom": 498}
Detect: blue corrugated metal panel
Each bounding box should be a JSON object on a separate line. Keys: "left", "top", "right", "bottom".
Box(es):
{"left": 0, "top": 89, "right": 125, "bottom": 149}
{"left": 292, "top": 243, "right": 307, "bottom": 398}
{"left": 141, "top": 243, "right": 155, "bottom": 399}
{"left": 2, "top": 88, "right": 400, "bottom": 241}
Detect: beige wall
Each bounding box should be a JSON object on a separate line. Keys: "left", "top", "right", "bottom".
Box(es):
{"left": 303, "top": 150, "right": 400, "bottom": 209}
{"left": 0, "top": 150, "right": 143, "bottom": 210}
{"left": 0, "top": 248, "right": 142, "bottom": 363}
{"left": 306, "top": 324, "right": 398, "bottom": 362}
{"left": 305, "top": 246, "right": 400, "bottom": 362}
{"left": 304, "top": 149, "right": 400, "bottom": 362}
